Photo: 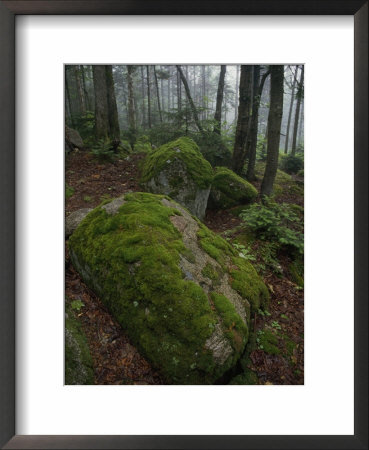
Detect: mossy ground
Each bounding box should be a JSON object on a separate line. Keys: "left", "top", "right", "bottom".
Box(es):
{"left": 140, "top": 137, "right": 213, "bottom": 190}
{"left": 209, "top": 166, "right": 258, "bottom": 209}
{"left": 69, "top": 192, "right": 269, "bottom": 384}
{"left": 65, "top": 300, "right": 94, "bottom": 385}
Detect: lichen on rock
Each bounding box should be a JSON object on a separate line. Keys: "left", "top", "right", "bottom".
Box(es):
{"left": 208, "top": 166, "right": 258, "bottom": 210}
{"left": 140, "top": 137, "right": 213, "bottom": 220}
{"left": 69, "top": 192, "right": 268, "bottom": 384}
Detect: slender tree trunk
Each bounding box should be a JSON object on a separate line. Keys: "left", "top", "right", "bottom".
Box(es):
{"left": 127, "top": 65, "right": 136, "bottom": 133}
{"left": 214, "top": 65, "right": 227, "bottom": 135}
{"left": 65, "top": 68, "right": 75, "bottom": 127}
{"left": 140, "top": 65, "right": 146, "bottom": 128}
{"left": 261, "top": 65, "right": 284, "bottom": 197}
{"left": 80, "top": 65, "right": 90, "bottom": 111}
{"left": 177, "top": 69, "right": 181, "bottom": 111}
{"left": 235, "top": 65, "right": 240, "bottom": 122}
{"left": 176, "top": 65, "right": 204, "bottom": 134}
{"left": 105, "top": 65, "right": 120, "bottom": 148}
{"left": 74, "top": 66, "right": 86, "bottom": 115}
{"left": 153, "top": 66, "right": 163, "bottom": 123}
{"left": 297, "top": 98, "right": 304, "bottom": 147}
{"left": 284, "top": 66, "right": 298, "bottom": 154}
{"left": 291, "top": 65, "right": 304, "bottom": 156}
{"left": 92, "top": 65, "right": 110, "bottom": 141}
{"left": 202, "top": 65, "right": 206, "bottom": 120}
{"left": 246, "top": 66, "right": 270, "bottom": 181}
{"left": 231, "top": 65, "right": 253, "bottom": 174}
{"left": 146, "top": 66, "right": 152, "bottom": 129}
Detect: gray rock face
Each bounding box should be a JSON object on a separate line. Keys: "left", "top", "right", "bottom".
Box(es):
{"left": 65, "top": 208, "right": 92, "bottom": 237}
{"left": 144, "top": 158, "right": 211, "bottom": 221}
{"left": 65, "top": 126, "right": 84, "bottom": 152}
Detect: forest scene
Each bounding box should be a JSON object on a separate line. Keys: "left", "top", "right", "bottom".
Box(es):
{"left": 65, "top": 64, "right": 304, "bottom": 385}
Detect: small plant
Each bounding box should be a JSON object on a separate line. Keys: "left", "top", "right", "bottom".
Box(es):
{"left": 91, "top": 138, "right": 116, "bottom": 162}
{"left": 271, "top": 320, "right": 282, "bottom": 330}
{"left": 240, "top": 199, "right": 303, "bottom": 254}
{"left": 83, "top": 195, "right": 92, "bottom": 203}
{"left": 279, "top": 154, "right": 304, "bottom": 174}
{"left": 70, "top": 299, "right": 84, "bottom": 311}
{"left": 232, "top": 243, "right": 256, "bottom": 262}
{"left": 65, "top": 184, "right": 75, "bottom": 200}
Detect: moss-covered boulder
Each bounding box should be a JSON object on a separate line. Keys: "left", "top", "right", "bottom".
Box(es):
{"left": 140, "top": 137, "right": 213, "bottom": 220}
{"left": 208, "top": 167, "right": 258, "bottom": 210}
{"left": 69, "top": 192, "right": 269, "bottom": 384}
{"left": 65, "top": 302, "right": 94, "bottom": 385}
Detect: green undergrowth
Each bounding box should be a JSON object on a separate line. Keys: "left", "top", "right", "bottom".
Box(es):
{"left": 140, "top": 137, "right": 213, "bottom": 189}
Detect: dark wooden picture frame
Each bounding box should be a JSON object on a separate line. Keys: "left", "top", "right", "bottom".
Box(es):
{"left": 0, "top": 1, "right": 367, "bottom": 448}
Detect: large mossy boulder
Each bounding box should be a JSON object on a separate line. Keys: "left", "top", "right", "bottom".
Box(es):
{"left": 69, "top": 192, "right": 269, "bottom": 384}
{"left": 140, "top": 137, "right": 213, "bottom": 220}
{"left": 208, "top": 167, "right": 258, "bottom": 210}
{"left": 65, "top": 125, "right": 84, "bottom": 153}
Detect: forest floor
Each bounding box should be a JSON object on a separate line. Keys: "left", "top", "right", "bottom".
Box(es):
{"left": 65, "top": 150, "right": 304, "bottom": 385}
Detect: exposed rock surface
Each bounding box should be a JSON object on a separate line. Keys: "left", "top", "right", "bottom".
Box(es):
{"left": 69, "top": 192, "right": 269, "bottom": 384}
{"left": 65, "top": 208, "right": 92, "bottom": 237}
{"left": 208, "top": 167, "right": 258, "bottom": 210}
{"left": 65, "top": 126, "right": 84, "bottom": 153}
{"left": 140, "top": 137, "right": 213, "bottom": 220}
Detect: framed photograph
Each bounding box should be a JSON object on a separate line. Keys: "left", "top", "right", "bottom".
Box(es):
{"left": 0, "top": 1, "right": 367, "bottom": 449}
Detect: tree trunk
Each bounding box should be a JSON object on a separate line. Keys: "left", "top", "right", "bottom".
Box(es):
{"left": 297, "top": 98, "right": 304, "bottom": 147}
{"left": 291, "top": 65, "right": 304, "bottom": 156}
{"left": 202, "top": 65, "right": 206, "bottom": 120}
{"left": 153, "top": 66, "right": 163, "bottom": 123}
{"left": 176, "top": 65, "right": 204, "bottom": 134}
{"left": 74, "top": 66, "right": 86, "bottom": 115}
{"left": 231, "top": 65, "right": 253, "bottom": 174}
{"left": 140, "top": 66, "right": 146, "bottom": 128}
{"left": 146, "top": 66, "right": 152, "bottom": 129}
{"left": 65, "top": 68, "right": 74, "bottom": 127}
{"left": 105, "top": 65, "right": 120, "bottom": 147}
{"left": 127, "top": 65, "right": 137, "bottom": 133}
{"left": 92, "top": 65, "right": 110, "bottom": 141}
{"left": 284, "top": 66, "right": 298, "bottom": 154}
{"left": 235, "top": 65, "right": 240, "bottom": 122}
{"left": 246, "top": 66, "right": 270, "bottom": 181}
{"left": 80, "top": 65, "right": 90, "bottom": 111}
{"left": 214, "top": 65, "right": 226, "bottom": 135}
{"left": 177, "top": 69, "right": 181, "bottom": 111}
{"left": 261, "top": 65, "right": 284, "bottom": 197}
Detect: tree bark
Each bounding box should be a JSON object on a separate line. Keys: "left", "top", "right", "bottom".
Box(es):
{"left": 65, "top": 68, "right": 74, "bottom": 127}
{"left": 126, "top": 65, "right": 137, "bottom": 132}
{"left": 261, "top": 65, "right": 284, "bottom": 197}
{"left": 176, "top": 65, "right": 204, "bottom": 134}
{"left": 105, "top": 65, "right": 120, "bottom": 146}
{"left": 231, "top": 65, "right": 253, "bottom": 174}
{"left": 246, "top": 66, "right": 270, "bottom": 181}
{"left": 284, "top": 66, "right": 298, "bottom": 154}
{"left": 214, "top": 65, "right": 226, "bottom": 135}
{"left": 92, "top": 65, "right": 110, "bottom": 141}
{"left": 140, "top": 65, "right": 146, "bottom": 127}
{"left": 153, "top": 66, "right": 163, "bottom": 123}
{"left": 80, "top": 65, "right": 90, "bottom": 111}
{"left": 235, "top": 65, "right": 240, "bottom": 122}
{"left": 146, "top": 66, "right": 152, "bottom": 129}
{"left": 291, "top": 65, "right": 304, "bottom": 156}
{"left": 74, "top": 65, "right": 86, "bottom": 115}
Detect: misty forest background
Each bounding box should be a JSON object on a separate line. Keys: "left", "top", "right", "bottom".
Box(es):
{"left": 65, "top": 64, "right": 304, "bottom": 385}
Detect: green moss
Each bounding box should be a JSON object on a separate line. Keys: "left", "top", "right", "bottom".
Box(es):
{"left": 259, "top": 329, "right": 280, "bottom": 355}
{"left": 201, "top": 263, "right": 220, "bottom": 283}
{"left": 229, "top": 369, "right": 259, "bottom": 385}
{"left": 65, "top": 301, "right": 94, "bottom": 385}
{"left": 289, "top": 258, "right": 304, "bottom": 287}
{"left": 282, "top": 334, "right": 297, "bottom": 356}
{"left": 141, "top": 137, "right": 213, "bottom": 189}
{"left": 211, "top": 292, "right": 248, "bottom": 352}
{"left": 230, "top": 256, "right": 270, "bottom": 312}
{"left": 134, "top": 135, "right": 152, "bottom": 153}
{"left": 209, "top": 167, "right": 258, "bottom": 209}
{"left": 69, "top": 192, "right": 226, "bottom": 384}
